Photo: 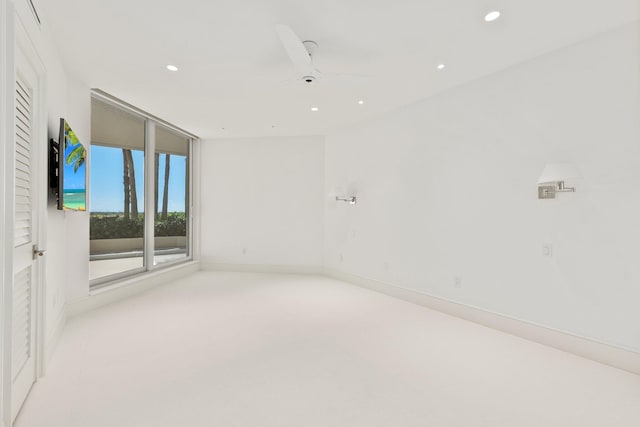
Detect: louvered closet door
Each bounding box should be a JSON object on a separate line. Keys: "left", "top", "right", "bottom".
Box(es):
{"left": 12, "top": 70, "right": 39, "bottom": 422}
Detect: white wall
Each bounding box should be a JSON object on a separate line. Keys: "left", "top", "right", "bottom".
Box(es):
{"left": 200, "top": 136, "right": 324, "bottom": 269}
{"left": 324, "top": 24, "right": 640, "bottom": 352}
{"left": 47, "top": 79, "right": 91, "bottom": 303}
{"left": 44, "top": 77, "right": 91, "bottom": 327}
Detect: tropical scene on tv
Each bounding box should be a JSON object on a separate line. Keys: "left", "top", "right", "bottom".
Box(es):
{"left": 62, "top": 121, "right": 87, "bottom": 211}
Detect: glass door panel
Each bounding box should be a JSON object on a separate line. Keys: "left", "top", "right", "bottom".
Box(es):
{"left": 89, "top": 98, "right": 146, "bottom": 282}
{"left": 153, "top": 126, "right": 189, "bottom": 266}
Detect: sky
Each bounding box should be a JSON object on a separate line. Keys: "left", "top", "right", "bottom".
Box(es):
{"left": 90, "top": 145, "right": 187, "bottom": 213}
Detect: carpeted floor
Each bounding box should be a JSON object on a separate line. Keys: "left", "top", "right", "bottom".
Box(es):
{"left": 15, "top": 271, "right": 640, "bottom": 427}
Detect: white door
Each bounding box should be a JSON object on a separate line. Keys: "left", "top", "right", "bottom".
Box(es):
{"left": 11, "top": 52, "right": 40, "bottom": 422}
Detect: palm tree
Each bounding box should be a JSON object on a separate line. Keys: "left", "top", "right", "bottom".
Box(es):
{"left": 126, "top": 150, "right": 139, "bottom": 220}
{"left": 65, "top": 143, "right": 86, "bottom": 172}
{"left": 122, "top": 149, "right": 130, "bottom": 219}
{"left": 161, "top": 153, "right": 170, "bottom": 220}
{"left": 154, "top": 153, "right": 159, "bottom": 219}
{"left": 64, "top": 122, "right": 86, "bottom": 172}
{"left": 122, "top": 149, "right": 139, "bottom": 220}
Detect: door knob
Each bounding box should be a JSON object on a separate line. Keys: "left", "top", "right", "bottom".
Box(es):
{"left": 32, "top": 246, "right": 46, "bottom": 260}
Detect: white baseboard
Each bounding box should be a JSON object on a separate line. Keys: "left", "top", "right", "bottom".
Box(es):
{"left": 58, "top": 260, "right": 640, "bottom": 376}
{"left": 324, "top": 268, "right": 640, "bottom": 376}
{"left": 44, "top": 306, "right": 67, "bottom": 370}
{"left": 201, "top": 262, "right": 323, "bottom": 275}
{"left": 66, "top": 261, "right": 200, "bottom": 318}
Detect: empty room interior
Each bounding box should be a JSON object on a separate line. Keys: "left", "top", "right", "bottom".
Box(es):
{"left": 1, "top": 0, "right": 640, "bottom": 426}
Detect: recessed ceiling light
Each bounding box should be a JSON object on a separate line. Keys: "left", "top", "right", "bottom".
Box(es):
{"left": 358, "top": 100, "right": 365, "bottom": 105}
{"left": 166, "top": 65, "right": 178, "bottom": 71}
{"left": 484, "top": 11, "right": 501, "bottom": 22}
{"left": 311, "top": 107, "right": 319, "bottom": 112}
{"left": 437, "top": 64, "right": 446, "bottom": 70}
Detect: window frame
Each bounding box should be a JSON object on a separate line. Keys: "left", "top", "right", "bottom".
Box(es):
{"left": 89, "top": 91, "right": 196, "bottom": 289}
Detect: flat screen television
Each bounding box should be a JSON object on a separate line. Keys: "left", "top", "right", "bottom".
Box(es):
{"left": 50, "top": 118, "right": 87, "bottom": 211}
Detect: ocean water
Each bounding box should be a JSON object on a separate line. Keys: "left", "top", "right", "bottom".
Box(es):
{"left": 63, "top": 189, "right": 86, "bottom": 211}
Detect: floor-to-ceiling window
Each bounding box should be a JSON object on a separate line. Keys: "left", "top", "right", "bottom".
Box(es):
{"left": 89, "top": 94, "right": 194, "bottom": 286}
{"left": 154, "top": 126, "right": 189, "bottom": 266}
{"left": 90, "top": 97, "right": 146, "bottom": 282}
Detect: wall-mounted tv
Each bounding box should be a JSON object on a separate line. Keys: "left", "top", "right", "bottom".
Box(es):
{"left": 50, "top": 118, "right": 87, "bottom": 211}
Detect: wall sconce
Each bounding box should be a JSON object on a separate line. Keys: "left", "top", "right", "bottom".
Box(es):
{"left": 336, "top": 196, "right": 357, "bottom": 205}
{"left": 537, "top": 163, "right": 579, "bottom": 199}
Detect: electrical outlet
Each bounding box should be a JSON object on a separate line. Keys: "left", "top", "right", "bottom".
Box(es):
{"left": 242, "top": 248, "right": 247, "bottom": 255}
{"left": 454, "top": 276, "right": 462, "bottom": 288}
{"left": 543, "top": 244, "right": 553, "bottom": 257}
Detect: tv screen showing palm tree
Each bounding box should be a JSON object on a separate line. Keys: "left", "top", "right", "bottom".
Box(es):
{"left": 60, "top": 119, "right": 87, "bottom": 211}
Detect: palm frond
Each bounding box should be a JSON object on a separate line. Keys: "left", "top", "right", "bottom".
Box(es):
{"left": 66, "top": 144, "right": 86, "bottom": 166}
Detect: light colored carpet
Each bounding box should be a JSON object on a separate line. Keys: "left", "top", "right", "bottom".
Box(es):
{"left": 15, "top": 271, "right": 640, "bottom": 427}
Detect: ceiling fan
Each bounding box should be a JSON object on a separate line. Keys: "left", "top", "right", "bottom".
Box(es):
{"left": 275, "top": 24, "right": 370, "bottom": 85}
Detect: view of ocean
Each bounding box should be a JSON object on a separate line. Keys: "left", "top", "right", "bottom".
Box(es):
{"left": 63, "top": 189, "right": 86, "bottom": 211}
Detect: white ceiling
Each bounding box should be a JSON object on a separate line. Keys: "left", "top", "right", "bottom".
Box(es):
{"left": 40, "top": 0, "right": 637, "bottom": 139}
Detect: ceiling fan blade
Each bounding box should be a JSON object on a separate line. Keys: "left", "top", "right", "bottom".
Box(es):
{"left": 275, "top": 24, "right": 315, "bottom": 76}
{"left": 322, "top": 72, "right": 374, "bottom": 80}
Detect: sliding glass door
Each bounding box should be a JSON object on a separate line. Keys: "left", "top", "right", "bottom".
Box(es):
{"left": 89, "top": 95, "right": 192, "bottom": 286}
{"left": 90, "top": 98, "right": 146, "bottom": 281}
{"left": 154, "top": 126, "right": 189, "bottom": 266}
